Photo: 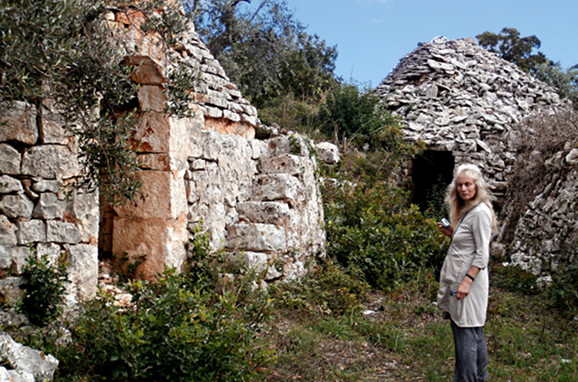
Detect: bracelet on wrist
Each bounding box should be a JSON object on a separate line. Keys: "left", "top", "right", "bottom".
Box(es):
{"left": 465, "top": 273, "right": 475, "bottom": 281}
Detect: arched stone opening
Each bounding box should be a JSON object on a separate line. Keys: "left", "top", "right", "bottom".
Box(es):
{"left": 411, "top": 150, "right": 454, "bottom": 214}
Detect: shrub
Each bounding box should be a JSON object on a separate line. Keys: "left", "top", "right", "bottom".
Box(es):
{"left": 270, "top": 259, "right": 369, "bottom": 316}
{"left": 53, "top": 269, "right": 272, "bottom": 381}
{"left": 20, "top": 253, "right": 69, "bottom": 326}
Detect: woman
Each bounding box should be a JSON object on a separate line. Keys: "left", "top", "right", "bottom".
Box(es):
{"left": 437, "top": 163, "right": 497, "bottom": 382}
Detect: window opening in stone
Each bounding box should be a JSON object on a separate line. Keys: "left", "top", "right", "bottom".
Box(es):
{"left": 411, "top": 150, "right": 454, "bottom": 216}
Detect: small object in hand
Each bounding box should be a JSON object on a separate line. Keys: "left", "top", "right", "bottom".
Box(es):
{"left": 450, "top": 290, "right": 458, "bottom": 297}
{"left": 441, "top": 218, "right": 451, "bottom": 229}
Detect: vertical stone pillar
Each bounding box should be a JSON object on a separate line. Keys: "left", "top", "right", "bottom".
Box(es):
{"left": 110, "top": 57, "right": 200, "bottom": 279}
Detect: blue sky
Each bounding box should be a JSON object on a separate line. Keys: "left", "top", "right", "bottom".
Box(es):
{"left": 281, "top": 0, "right": 578, "bottom": 87}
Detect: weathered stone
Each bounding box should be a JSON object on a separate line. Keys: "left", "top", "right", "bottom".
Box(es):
{"left": 66, "top": 244, "right": 98, "bottom": 301}
{"left": 46, "top": 221, "right": 81, "bottom": 244}
{"left": 0, "top": 277, "right": 23, "bottom": 305}
{"left": 0, "top": 143, "right": 21, "bottom": 174}
{"left": 0, "top": 175, "right": 23, "bottom": 194}
{"left": 0, "top": 333, "right": 59, "bottom": 381}
{"left": 124, "top": 55, "right": 168, "bottom": 85}
{"left": 31, "top": 179, "right": 61, "bottom": 193}
{"left": 0, "top": 101, "right": 38, "bottom": 145}
{"left": 226, "top": 223, "right": 286, "bottom": 252}
{"left": 237, "top": 201, "right": 291, "bottom": 224}
{"left": 260, "top": 154, "right": 306, "bottom": 176}
{"left": 0, "top": 216, "right": 17, "bottom": 246}
{"left": 0, "top": 194, "right": 34, "bottom": 219}
{"left": 0, "top": 246, "right": 30, "bottom": 275}
{"left": 21, "top": 145, "right": 79, "bottom": 179}
{"left": 315, "top": 142, "right": 340, "bottom": 164}
{"left": 16, "top": 220, "right": 46, "bottom": 244}
{"left": 138, "top": 85, "right": 167, "bottom": 112}
{"left": 32, "top": 193, "right": 65, "bottom": 219}
{"left": 251, "top": 174, "right": 302, "bottom": 203}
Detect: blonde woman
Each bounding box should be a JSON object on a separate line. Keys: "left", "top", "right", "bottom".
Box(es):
{"left": 437, "top": 163, "right": 497, "bottom": 382}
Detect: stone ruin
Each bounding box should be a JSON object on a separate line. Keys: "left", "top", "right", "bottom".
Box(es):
{"left": 0, "top": 3, "right": 331, "bottom": 312}
{"left": 377, "top": 36, "right": 577, "bottom": 277}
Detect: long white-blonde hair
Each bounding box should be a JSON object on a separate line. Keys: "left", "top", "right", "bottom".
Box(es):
{"left": 446, "top": 163, "right": 497, "bottom": 230}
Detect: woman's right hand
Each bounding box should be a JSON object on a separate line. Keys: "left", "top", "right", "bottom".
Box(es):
{"left": 437, "top": 222, "right": 453, "bottom": 238}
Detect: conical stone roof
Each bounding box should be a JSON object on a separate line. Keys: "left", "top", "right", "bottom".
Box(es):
{"left": 376, "top": 36, "right": 568, "bottom": 190}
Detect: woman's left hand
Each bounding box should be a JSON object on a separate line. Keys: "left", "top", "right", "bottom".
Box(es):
{"left": 456, "top": 279, "right": 472, "bottom": 300}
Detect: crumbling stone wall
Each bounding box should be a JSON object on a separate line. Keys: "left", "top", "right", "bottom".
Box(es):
{"left": 0, "top": 100, "right": 99, "bottom": 306}
{"left": 0, "top": 2, "right": 327, "bottom": 306}
{"left": 105, "top": 5, "right": 325, "bottom": 281}
{"left": 376, "top": 36, "right": 568, "bottom": 199}
{"left": 376, "top": 36, "right": 577, "bottom": 276}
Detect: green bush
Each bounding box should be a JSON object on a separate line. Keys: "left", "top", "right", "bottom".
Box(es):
{"left": 323, "top": 180, "right": 447, "bottom": 290}
{"left": 20, "top": 253, "right": 69, "bottom": 326}
{"left": 270, "top": 259, "right": 369, "bottom": 316}
{"left": 53, "top": 269, "right": 272, "bottom": 381}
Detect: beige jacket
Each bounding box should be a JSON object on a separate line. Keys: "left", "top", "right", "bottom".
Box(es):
{"left": 437, "top": 202, "right": 492, "bottom": 327}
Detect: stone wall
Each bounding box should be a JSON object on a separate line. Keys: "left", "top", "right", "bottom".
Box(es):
{"left": 376, "top": 36, "right": 577, "bottom": 276}
{"left": 105, "top": 4, "right": 325, "bottom": 280}
{"left": 0, "top": 100, "right": 99, "bottom": 306}
{"left": 0, "top": 2, "right": 327, "bottom": 307}
{"left": 376, "top": 36, "right": 568, "bottom": 199}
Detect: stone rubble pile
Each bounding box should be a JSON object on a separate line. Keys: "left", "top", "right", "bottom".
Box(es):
{"left": 499, "top": 146, "right": 578, "bottom": 277}
{"left": 376, "top": 36, "right": 568, "bottom": 197}
{"left": 0, "top": 333, "right": 59, "bottom": 382}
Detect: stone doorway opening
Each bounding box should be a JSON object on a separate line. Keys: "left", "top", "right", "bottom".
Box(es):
{"left": 411, "top": 150, "right": 454, "bottom": 215}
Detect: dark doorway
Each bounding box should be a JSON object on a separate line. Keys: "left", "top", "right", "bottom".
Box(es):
{"left": 412, "top": 150, "right": 454, "bottom": 216}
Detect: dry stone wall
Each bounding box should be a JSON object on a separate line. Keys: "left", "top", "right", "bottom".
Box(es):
{"left": 376, "top": 36, "right": 577, "bottom": 276}
{"left": 105, "top": 4, "right": 325, "bottom": 281}
{"left": 0, "top": 100, "right": 99, "bottom": 306}
{"left": 0, "top": 3, "right": 327, "bottom": 309}
{"left": 376, "top": 36, "right": 568, "bottom": 198}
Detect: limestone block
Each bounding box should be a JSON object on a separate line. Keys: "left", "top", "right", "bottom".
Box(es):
{"left": 0, "top": 215, "right": 17, "bottom": 246}
{"left": 31, "top": 179, "right": 61, "bottom": 193}
{"left": 236, "top": 201, "right": 290, "bottom": 225}
{"left": 40, "top": 104, "right": 71, "bottom": 144}
{"left": 0, "top": 277, "right": 23, "bottom": 305}
{"left": 0, "top": 194, "right": 34, "bottom": 219}
{"left": 0, "top": 175, "right": 23, "bottom": 194}
{"left": 0, "top": 144, "right": 21, "bottom": 174}
{"left": 16, "top": 219, "right": 46, "bottom": 245}
{"left": 138, "top": 85, "right": 167, "bottom": 112}
{"left": 112, "top": 215, "right": 188, "bottom": 279}
{"left": 229, "top": 251, "right": 268, "bottom": 273}
{"left": 21, "top": 145, "right": 79, "bottom": 180}
{"left": 251, "top": 174, "right": 302, "bottom": 203}
{"left": 260, "top": 154, "right": 306, "bottom": 176}
{"left": 36, "top": 243, "right": 62, "bottom": 268}
{"left": 32, "top": 193, "right": 65, "bottom": 220}
{"left": 0, "top": 246, "right": 30, "bottom": 275}
{"left": 0, "top": 333, "right": 59, "bottom": 381}
{"left": 315, "top": 142, "right": 340, "bottom": 164}
{"left": 226, "top": 223, "right": 286, "bottom": 252}
{"left": 0, "top": 101, "right": 38, "bottom": 145}
{"left": 66, "top": 244, "right": 98, "bottom": 301}
{"left": 46, "top": 221, "right": 81, "bottom": 244}
{"left": 114, "top": 170, "right": 187, "bottom": 220}
{"left": 67, "top": 191, "right": 99, "bottom": 243}
{"left": 124, "top": 55, "right": 168, "bottom": 85}
{"left": 130, "top": 113, "right": 171, "bottom": 152}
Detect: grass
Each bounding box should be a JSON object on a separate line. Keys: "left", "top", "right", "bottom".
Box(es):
{"left": 260, "top": 272, "right": 578, "bottom": 381}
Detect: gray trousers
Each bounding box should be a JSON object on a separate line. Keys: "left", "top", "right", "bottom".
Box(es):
{"left": 451, "top": 320, "right": 488, "bottom": 382}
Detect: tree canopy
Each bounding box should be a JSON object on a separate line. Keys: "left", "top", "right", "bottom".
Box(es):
{"left": 185, "top": 0, "right": 338, "bottom": 107}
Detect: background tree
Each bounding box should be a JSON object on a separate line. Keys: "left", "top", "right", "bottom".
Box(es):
{"left": 477, "top": 27, "right": 578, "bottom": 106}
{"left": 185, "top": 0, "right": 338, "bottom": 107}
{"left": 476, "top": 27, "right": 549, "bottom": 73}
